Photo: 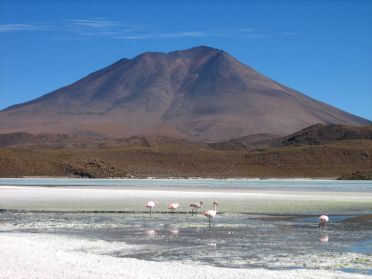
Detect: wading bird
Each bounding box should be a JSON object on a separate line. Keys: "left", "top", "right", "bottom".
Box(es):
{"left": 168, "top": 202, "right": 179, "bottom": 214}
{"left": 145, "top": 201, "right": 158, "bottom": 216}
{"left": 204, "top": 201, "right": 219, "bottom": 228}
{"left": 189, "top": 201, "right": 203, "bottom": 216}
{"left": 319, "top": 215, "right": 329, "bottom": 230}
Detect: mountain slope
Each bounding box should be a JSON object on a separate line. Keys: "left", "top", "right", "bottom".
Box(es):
{"left": 280, "top": 124, "right": 372, "bottom": 145}
{"left": 210, "top": 124, "right": 372, "bottom": 150}
{"left": 0, "top": 46, "right": 369, "bottom": 141}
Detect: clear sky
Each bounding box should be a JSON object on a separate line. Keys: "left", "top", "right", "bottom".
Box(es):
{"left": 0, "top": 0, "right": 371, "bottom": 120}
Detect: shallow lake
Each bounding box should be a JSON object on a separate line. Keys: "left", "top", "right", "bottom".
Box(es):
{"left": 0, "top": 178, "right": 371, "bottom": 274}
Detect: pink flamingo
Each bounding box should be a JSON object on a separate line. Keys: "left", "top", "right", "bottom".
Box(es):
{"left": 145, "top": 201, "right": 158, "bottom": 216}
{"left": 204, "top": 201, "right": 219, "bottom": 228}
{"left": 189, "top": 201, "right": 203, "bottom": 216}
{"left": 168, "top": 202, "right": 179, "bottom": 214}
{"left": 319, "top": 215, "right": 329, "bottom": 230}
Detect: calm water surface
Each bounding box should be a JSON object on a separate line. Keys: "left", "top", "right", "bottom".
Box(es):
{"left": 1, "top": 177, "right": 372, "bottom": 191}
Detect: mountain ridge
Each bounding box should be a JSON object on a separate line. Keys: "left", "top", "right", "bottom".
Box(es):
{"left": 0, "top": 46, "right": 369, "bottom": 141}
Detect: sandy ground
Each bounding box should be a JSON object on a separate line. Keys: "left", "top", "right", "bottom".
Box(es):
{"left": 0, "top": 232, "right": 369, "bottom": 279}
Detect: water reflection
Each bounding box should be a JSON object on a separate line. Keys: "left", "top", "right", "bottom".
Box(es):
{"left": 319, "top": 232, "right": 329, "bottom": 243}
{"left": 170, "top": 228, "right": 179, "bottom": 235}
{"left": 145, "top": 229, "right": 157, "bottom": 237}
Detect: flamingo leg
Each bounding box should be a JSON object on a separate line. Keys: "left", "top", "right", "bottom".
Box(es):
{"left": 191, "top": 208, "right": 194, "bottom": 216}
{"left": 319, "top": 221, "right": 326, "bottom": 230}
{"left": 150, "top": 208, "right": 152, "bottom": 217}
{"left": 208, "top": 217, "right": 211, "bottom": 228}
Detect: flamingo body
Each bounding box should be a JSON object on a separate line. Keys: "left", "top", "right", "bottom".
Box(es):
{"left": 145, "top": 201, "right": 157, "bottom": 209}
{"left": 319, "top": 214, "right": 329, "bottom": 229}
{"left": 204, "top": 201, "right": 219, "bottom": 227}
{"left": 190, "top": 201, "right": 203, "bottom": 216}
{"left": 145, "top": 201, "right": 158, "bottom": 216}
{"left": 203, "top": 210, "right": 217, "bottom": 218}
{"left": 319, "top": 215, "right": 329, "bottom": 222}
{"left": 168, "top": 202, "right": 179, "bottom": 213}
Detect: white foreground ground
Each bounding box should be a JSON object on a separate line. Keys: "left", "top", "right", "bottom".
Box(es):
{"left": 0, "top": 233, "right": 369, "bottom": 279}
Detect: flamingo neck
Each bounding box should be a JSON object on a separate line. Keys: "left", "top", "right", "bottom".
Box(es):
{"left": 214, "top": 204, "right": 217, "bottom": 213}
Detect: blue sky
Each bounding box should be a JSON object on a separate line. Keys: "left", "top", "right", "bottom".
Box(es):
{"left": 0, "top": 0, "right": 371, "bottom": 120}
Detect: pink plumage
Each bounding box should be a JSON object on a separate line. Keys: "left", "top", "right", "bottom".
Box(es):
{"left": 190, "top": 201, "right": 203, "bottom": 216}
{"left": 319, "top": 215, "right": 329, "bottom": 222}
{"left": 204, "top": 210, "right": 217, "bottom": 218}
{"left": 168, "top": 202, "right": 179, "bottom": 213}
{"left": 145, "top": 201, "right": 158, "bottom": 216}
{"left": 204, "top": 201, "right": 219, "bottom": 227}
{"left": 319, "top": 214, "right": 329, "bottom": 230}
{"left": 145, "top": 201, "right": 158, "bottom": 209}
{"left": 190, "top": 201, "right": 203, "bottom": 209}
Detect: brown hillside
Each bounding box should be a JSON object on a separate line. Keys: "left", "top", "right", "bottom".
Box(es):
{"left": 0, "top": 46, "right": 369, "bottom": 141}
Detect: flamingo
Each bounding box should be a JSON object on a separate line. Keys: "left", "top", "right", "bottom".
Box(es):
{"left": 319, "top": 214, "right": 329, "bottom": 230}
{"left": 145, "top": 201, "right": 158, "bottom": 216}
{"left": 203, "top": 201, "right": 219, "bottom": 228}
{"left": 189, "top": 201, "right": 203, "bottom": 216}
{"left": 168, "top": 202, "right": 179, "bottom": 214}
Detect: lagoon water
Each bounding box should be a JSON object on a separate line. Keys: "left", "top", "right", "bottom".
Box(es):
{"left": 1, "top": 178, "right": 371, "bottom": 275}
{"left": 1, "top": 177, "right": 372, "bottom": 191}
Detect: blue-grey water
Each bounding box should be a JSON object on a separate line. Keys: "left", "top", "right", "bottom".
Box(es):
{"left": 1, "top": 177, "right": 372, "bottom": 191}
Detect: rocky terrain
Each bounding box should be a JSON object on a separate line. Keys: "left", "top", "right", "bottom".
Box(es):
{"left": 0, "top": 124, "right": 371, "bottom": 179}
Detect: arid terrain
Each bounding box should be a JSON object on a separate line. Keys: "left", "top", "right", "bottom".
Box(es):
{"left": 1, "top": 124, "right": 371, "bottom": 179}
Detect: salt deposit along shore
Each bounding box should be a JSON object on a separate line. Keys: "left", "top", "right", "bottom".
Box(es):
{"left": 0, "top": 233, "right": 369, "bottom": 279}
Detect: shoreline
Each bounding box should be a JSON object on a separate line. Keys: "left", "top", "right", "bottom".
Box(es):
{"left": 1, "top": 176, "right": 347, "bottom": 180}
{"left": 0, "top": 232, "right": 369, "bottom": 279}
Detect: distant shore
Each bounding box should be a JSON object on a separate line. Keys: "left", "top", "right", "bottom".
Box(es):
{"left": 4, "top": 175, "right": 343, "bottom": 180}
{"left": 1, "top": 139, "right": 371, "bottom": 180}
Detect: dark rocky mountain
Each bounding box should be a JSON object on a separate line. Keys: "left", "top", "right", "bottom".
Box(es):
{"left": 280, "top": 124, "right": 372, "bottom": 146}
{"left": 0, "top": 46, "right": 369, "bottom": 141}
{"left": 210, "top": 124, "right": 372, "bottom": 150}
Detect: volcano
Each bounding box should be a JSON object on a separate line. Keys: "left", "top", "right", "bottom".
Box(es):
{"left": 0, "top": 46, "right": 369, "bottom": 141}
